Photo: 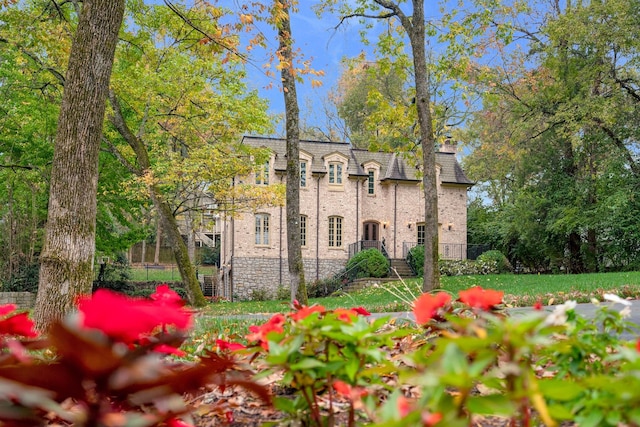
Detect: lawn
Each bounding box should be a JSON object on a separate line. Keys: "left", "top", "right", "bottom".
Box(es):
{"left": 200, "top": 271, "right": 640, "bottom": 316}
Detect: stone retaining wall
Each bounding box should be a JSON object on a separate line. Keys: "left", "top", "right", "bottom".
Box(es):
{"left": 232, "top": 257, "right": 346, "bottom": 300}
{"left": 0, "top": 292, "right": 36, "bottom": 309}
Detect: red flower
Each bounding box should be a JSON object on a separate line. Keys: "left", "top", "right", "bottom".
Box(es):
{"left": 0, "top": 304, "right": 17, "bottom": 317}
{"left": 247, "top": 313, "right": 286, "bottom": 349}
{"left": 77, "top": 288, "right": 192, "bottom": 344}
{"left": 397, "top": 395, "right": 412, "bottom": 418}
{"left": 216, "top": 339, "right": 246, "bottom": 351}
{"left": 533, "top": 300, "right": 543, "bottom": 311}
{"left": 352, "top": 306, "right": 371, "bottom": 316}
{"left": 167, "top": 417, "right": 193, "bottom": 427}
{"left": 422, "top": 412, "right": 443, "bottom": 426}
{"left": 153, "top": 344, "right": 186, "bottom": 357}
{"left": 333, "top": 308, "right": 357, "bottom": 322}
{"left": 636, "top": 339, "right": 640, "bottom": 353}
{"left": 290, "top": 305, "right": 325, "bottom": 321}
{"left": 458, "top": 286, "right": 504, "bottom": 311}
{"left": 150, "top": 284, "right": 184, "bottom": 306}
{"left": 332, "top": 380, "right": 368, "bottom": 400}
{"left": 0, "top": 305, "right": 37, "bottom": 338}
{"left": 412, "top": 292, "right": 451, "bottom": 324}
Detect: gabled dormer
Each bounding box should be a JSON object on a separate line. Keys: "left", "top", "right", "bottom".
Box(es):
{"left": 362, "top": 160, "right": 382, "bottom": 196}
{"left": 323, "top": 151, "right": 349, "bottom": 190}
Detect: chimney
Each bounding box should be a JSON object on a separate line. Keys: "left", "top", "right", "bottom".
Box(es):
{"left": 440, "top": 138, "right": 458, "bottom": 154}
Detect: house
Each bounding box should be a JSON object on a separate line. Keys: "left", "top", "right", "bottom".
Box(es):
{"left": 218, "top": 135, "right": 473, "bottom": 300}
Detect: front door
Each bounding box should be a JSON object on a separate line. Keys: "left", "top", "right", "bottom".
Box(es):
{"left": 363, "top": 221, "right": 380, "bottom": 250}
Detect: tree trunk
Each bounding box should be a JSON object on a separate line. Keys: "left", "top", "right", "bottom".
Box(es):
{"left": 154, "top": 218, "right": 162, "bottom": 265}
{"left": 108, "top": 91, "right": 206, "bottom": 307}
{"left": 402, "top": 1, "right": 441, "bottom": 291}
{"left": 277, "top": 0, "right": 307, "bottom": 304}
{"left": 34, "top": 0, "right": 126, "bottom": 331}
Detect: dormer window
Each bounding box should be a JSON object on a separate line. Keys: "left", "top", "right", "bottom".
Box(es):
{"left": 367, "top": 169, "right": 375, "bottom": 195}
{"left": 329, "top": 162, "right": 343, "bottom": 185}
{"left": 255, "top": 160, "right": 269, "bottom": 185}
{"left": 300, "top": 160, "right": 307, "bottom": 188}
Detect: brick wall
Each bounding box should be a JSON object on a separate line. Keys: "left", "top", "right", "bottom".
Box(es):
{"left": 0, "top": 292, "right": 36, "bottom": 310}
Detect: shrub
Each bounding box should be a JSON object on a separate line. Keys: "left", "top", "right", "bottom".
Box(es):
{"left": 306, "top": 276, "right": 345, "bottom": 298}
{"left": 477, "top": 249, "right": 513, "bottom": 273}
{"left": 93, "top": 253, "right": 134, "bottom": 294}
{"left": 346, "top": 249, "right": 389, "bottom": 280}
{"left": 250, "top": 287, "right": 271, "bottom": 301}
{"left": 407, "top": 245, "right": 425, "bottom": 276}
{"left": 1, "top": 261, "right": 39, "bottom": 292}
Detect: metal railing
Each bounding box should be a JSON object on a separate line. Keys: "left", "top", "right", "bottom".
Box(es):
{"left": 348, "top": 240, "right": 390, "bottom": 260}
{"left": 402, "top": 242, "right": 491, "bottom": 260}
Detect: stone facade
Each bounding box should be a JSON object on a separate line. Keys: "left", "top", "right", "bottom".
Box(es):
{"left": 219, "top": 136, "right": 473, "bottom": 300}
{"left": 0, "top": 292, "right": 36, "bottom": 309}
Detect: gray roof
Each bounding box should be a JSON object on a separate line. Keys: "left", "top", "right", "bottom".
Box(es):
{"left": 241, "top": 135, "right": 473, "bottom": 186}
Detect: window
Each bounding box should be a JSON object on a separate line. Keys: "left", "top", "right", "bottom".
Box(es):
{"left": 329, "top": 162, "right": 343, "bottom": 185}
{"left": 328, "top": 216, "right": 343, "bottom": 248}
{"left": 300, "top": 161, "right": 307, "bottom": 188}
{"left": 417, "top": 222, "right": 425, "bottom": 246}
{"left": 300, "top": 215, "right": 307, "bottom": 247}
{"left": 255, "top": 213, "right": 270, "bottom": 245}
{"left": 255, "top": 160, "right": 269, "bottom": 185}
{"left": 367, "top": 170, "right": 375, "bottom": 195}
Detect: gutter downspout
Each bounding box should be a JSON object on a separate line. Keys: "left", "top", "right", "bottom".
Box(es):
{"left": 356, "top": 178, "right": 359, "bottom": 244}
{"left": 316, "top": 175, "right": 320, "bottom": 281}
{"left": 279, "top": 204, "right": 283, "bottom": 286}
{"left": 393, "top": 183, "right": 398, "bottom": 258}
{"left": 230, "top": 178, "right": 235, "bottom": 301}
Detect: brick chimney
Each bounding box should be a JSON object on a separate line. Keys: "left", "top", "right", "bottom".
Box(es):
{"left": 440, "top": 138, "right": 458, "bottom": 154}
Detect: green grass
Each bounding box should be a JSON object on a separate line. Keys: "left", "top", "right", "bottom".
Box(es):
{"left": 199, "top": 271, "right": 640, "bottom": 317}
{"left": 187, "top": 271, "right": 640, "bottom": 345}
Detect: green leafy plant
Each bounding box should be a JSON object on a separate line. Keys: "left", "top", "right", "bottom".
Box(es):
{"left": 346, "top": 249, "right": 390, "bottom": 280}
{"left": 477, "top": 250, "right": 513, "bottom": 273}
{"left": 246, "top": 303, "right": 408, "bottom": 427}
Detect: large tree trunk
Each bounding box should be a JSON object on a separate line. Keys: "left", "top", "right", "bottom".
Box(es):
{"left": 108, "top": 91, "right": 206, "bottom": 307}
{"left": 277, "top": 1, "right": 307, "bottom": 304}
{"left": 34, "top": 0, "right": 126, "bottom": 331}
{"left": 401, "top": 0, "right": 441, "bottom": 291}
{"left": 154, "top": 219, "right": 162, "bottom": 265}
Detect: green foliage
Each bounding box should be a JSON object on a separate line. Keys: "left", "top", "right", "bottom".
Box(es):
{"left": 477, "top": 250, "right": 513, "bottom": 273}
{"left": 306, "top": 276, "right": 346, "bottom": 298}
{"left": 1, "top": 261, "right": 39, "bottom": 293}
{"left": 92, "top": 253, "right": 134, "bottom": 295}
{"left": 407, "top": 245, "right": 425, "bottom": 276}
{"left": 439, "top": 259, "right": 498, "bottom": 276}
{"left": 346, "top": 249, "right": 389, "bottom": 279}
{"left": 199, "top": 245, "right": 220, "bottom": 266}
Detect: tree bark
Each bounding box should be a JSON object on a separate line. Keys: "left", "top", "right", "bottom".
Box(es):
{"left": 34, "top": 0, "right": 126, "bottom": 331}
{"left": 154, "top": 219, "right": 161, "bottom": 265}
{"left": 393, "top": 0, "right": 441, "bottom": 291}
{"left": 277, "top": 0, "right": 307, "bottom": 304}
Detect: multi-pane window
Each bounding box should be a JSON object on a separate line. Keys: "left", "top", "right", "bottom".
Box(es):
{"left": 328, "top": 216, "right": 343, "bottom": 247}
{"left": 367, "top": 170, "right": 375, "bottom": 195}
{"left": 300, "top": 215, "right": 307, "bottom": 247}
{"left": 255, "top": 160, "right": 269, "bottom": 185}
{"left": 329, "top": 162, "right": 343, "bottom": 185}
{"left": 417, "top": 223, "right": 426, "bottom": 246}
{"left": 300, "top": 161, "right": 307, "bottom": 188}
{"left": 255, "top": 213, "right": 270, "bottom": 245}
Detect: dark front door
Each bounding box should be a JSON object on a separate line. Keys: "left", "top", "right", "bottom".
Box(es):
{"left": 362, "top": 221, "right": 380, "bottom": 250}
